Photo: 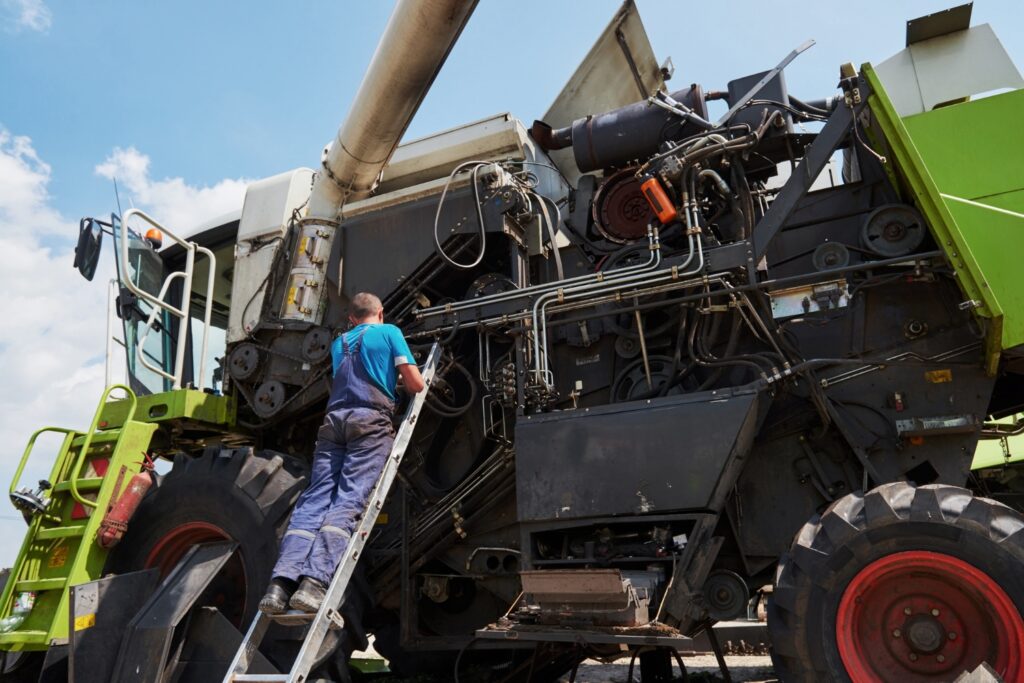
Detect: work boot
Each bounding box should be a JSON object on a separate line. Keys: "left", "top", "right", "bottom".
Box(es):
{"left": 258, "top": 578, "right": 296, "bottom": 615}
{"left": 289, "top": 576, "right": 327, "bottom": 613}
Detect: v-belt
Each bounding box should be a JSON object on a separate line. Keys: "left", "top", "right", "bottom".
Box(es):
{"left": 223, "top": 342, "right": 442, "bottom": 683}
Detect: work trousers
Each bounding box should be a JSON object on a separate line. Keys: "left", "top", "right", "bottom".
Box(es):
{"left": 273, "top": 407, "right": 394, "bottom": 585}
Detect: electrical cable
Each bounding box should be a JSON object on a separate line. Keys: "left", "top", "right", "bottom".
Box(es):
{"left": 433, "top": 161, "right": 491, "bottom": 270}
{"left": 534, "top": 191, "right": 565, "bottom": 280}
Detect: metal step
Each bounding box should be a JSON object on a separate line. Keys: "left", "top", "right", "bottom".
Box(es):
{"left": 267, "top": 609, "right": 344, "bottom": 629}
{"left": 36, "top": 525, "right": 87, "bottom": 540}
{"left": 223, "top": 343, "right": 441, "bottom": 683}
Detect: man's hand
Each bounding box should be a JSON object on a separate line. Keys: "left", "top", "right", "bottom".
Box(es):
{"left": 398, "top": 363, "right": 425, "bottom": 394}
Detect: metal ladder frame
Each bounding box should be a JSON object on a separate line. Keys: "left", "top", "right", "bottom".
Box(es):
{"left": 224, "top": 342, "right": 442, "bottom": 683}
{"left": 118, "top": 208, "right": 217, "bottom": 390}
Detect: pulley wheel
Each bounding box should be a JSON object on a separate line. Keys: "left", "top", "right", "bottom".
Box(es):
{"left": 252, "top": 380, "right": 286, "bottom": 418}
{"left": 703, "top": 570, "right": 749, "bottom": 621}
{"left": 593, "top": 168, "right": 656, "bottom": 244}
{"left": 227, "top": 343, "right": 261, "bottom": 381}
{"left": 614, "top": 335, "right": 640, "bottom": 359}
{"left": 302, "top": 327, "right": 332, "bottom": 363}
{"left": 812, "top": 242, "right": 851, "bottom": 271}
{"left": 611, "top": 355, "right": 679, "bottom": 402}
{"left": 861, "top": 204, "right": 926, "bottom": 257}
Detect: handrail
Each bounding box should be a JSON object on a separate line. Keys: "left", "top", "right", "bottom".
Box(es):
{"left": 67, "top": 385, "right": 138, "bottom": 508}
{"left": 119, "top": 209, "right": 217, "bottom": 390}
{"left": 10, "top": 428, "right": 78, "bottom": 498}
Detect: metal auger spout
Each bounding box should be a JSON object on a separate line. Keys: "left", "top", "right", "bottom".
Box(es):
{"left": 307, "top": 0, "right": 480, "bottom": 218}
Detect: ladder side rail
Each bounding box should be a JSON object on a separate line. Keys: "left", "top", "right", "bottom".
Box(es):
{"left": 284, "top": 342, "right": 441, "bottom": 682}
{"left": 67, "top": 384, "right": 138, "bottom": 508}
{"left": 2, "top": 428, "right": 78, "bottom": 618}
{"left": 194, "top": 244, "right": 218, "bottom": 389}
{"left": 223, "top": 609, "right": 273, "bottom": 679}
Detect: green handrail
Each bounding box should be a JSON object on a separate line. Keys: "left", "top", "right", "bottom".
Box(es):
{"left": 9, "top": 428, "right": 78, "bottom": 497}
{"left": 66, "top": 384, "right": 138, "bottom": 508}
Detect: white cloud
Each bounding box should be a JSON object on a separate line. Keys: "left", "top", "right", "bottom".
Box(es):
{"left": 0, "top": 126, "right": 108, "bottom": 564}
{"left": 2, "top": 0, "right": 51, "bottom": 32}
{"left": 95, "top": 146, "right": 248, "bottom": 235}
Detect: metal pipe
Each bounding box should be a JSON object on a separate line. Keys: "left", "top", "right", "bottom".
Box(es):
{"left": 308, "top": 0, "right": 479, "bottom": 218}
{"left": 417, "top": 226, "right": 662, "bottom": 319}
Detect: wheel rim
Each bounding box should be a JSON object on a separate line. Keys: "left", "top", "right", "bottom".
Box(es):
{"left": 837, "top": 550, "right": 1024, "bottom": 682}
{"left": 144, "top": 521, "right": 248, "bottom": 625}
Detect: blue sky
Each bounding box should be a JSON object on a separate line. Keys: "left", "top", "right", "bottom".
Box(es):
{"left": 0, "top": 0, "right": 1020, "bottom": 562}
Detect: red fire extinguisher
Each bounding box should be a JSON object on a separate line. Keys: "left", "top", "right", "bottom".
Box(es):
{"left": 97, "top": 453, "right": 155, "bottom": 549}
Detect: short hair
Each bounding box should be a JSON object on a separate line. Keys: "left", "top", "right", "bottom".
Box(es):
{"left": 350, "top": 292, "right": 383, "bottom": 320}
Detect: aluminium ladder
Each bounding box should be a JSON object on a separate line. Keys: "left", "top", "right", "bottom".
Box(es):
{"left": 223, "top": 342, "right": 441, "bottom": 683}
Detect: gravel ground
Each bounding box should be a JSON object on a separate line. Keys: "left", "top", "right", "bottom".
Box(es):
{"left": 352, "top": 647, "right": 776, "bottom": 682}
{"left": 565, "top": 655, "right": 775, "bottom": 682}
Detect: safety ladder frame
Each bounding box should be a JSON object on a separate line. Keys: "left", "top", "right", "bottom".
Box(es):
{"left": 118, "top": 208, "right": 217, "bottom": 390}
{"left": 224, "top": 342, "right": 442, "bottom": 683}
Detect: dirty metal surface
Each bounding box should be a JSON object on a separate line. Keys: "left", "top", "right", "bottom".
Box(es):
{"left": 515, "top": 390, "right": 761, "bottom": 521}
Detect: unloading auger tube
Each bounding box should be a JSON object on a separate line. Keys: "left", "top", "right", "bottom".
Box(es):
{"left": 307, "top": 0, "right": 480, "bottom": 217}
{"left": 278, "top": 0, "right": 479, "bottom": 328}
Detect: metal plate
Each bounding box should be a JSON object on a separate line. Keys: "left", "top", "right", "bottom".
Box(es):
{"left": 515, "top": 390, "right": 762, "bottom": 521}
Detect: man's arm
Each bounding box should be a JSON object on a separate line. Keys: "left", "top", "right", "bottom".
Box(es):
{"left": 398, "top": 363, "right": 425, "bottom": 394}
{"left": 389, "top": 325, "right": 425, "bottom": 394}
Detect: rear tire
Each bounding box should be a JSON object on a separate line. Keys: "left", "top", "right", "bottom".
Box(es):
{"left": 768, "top": 482, "right": 1024, "bottom": 682}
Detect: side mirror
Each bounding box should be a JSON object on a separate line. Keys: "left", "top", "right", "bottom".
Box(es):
{"left": 73, "top": 217, "right": 103, "bottom": 281}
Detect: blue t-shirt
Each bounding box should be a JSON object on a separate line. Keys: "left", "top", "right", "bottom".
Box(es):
{"left": 330, "top": 323, "right": 414, "bottom": 401}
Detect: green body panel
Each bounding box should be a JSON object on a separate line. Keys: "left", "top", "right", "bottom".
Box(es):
{"left": 99, "top": 388, "right": 236, "bottom": 429}
{"left": 864, "top": 65, "right": 1024, "bottom": 370}
{"left": 0, "top": 386, "right": 235, "bottom": 650}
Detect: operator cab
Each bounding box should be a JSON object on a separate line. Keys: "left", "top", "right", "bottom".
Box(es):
{"left": 75, "top": 210, "right": 239, "bottom": 396}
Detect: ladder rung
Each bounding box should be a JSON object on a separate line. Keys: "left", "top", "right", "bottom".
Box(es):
{"left": 52, "top": 478, "right": 103, "bottom": 493}
{"left": 15, "top": 577, "right": 67, "bottom": 591}
{"left": 268, "top": 609, "right": 344, "bottom": 629}
{"left": 230, "top": 676, "right": 288, "bottom": 682}
{"left": 267, "top": 611, "right": 315, "bottom": 626}
{"left": 36, "top": 525, "right": 86, "bottom": 540}
{"left": 70, "top": 431, "right": 120, "bottom": 447}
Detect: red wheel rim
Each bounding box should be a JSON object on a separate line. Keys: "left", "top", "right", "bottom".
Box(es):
{"left": 837, "top": 550, "right": 1024, "bottom": 682}
{"left": 144, "top": 521, "right": 248, "bottom": 625}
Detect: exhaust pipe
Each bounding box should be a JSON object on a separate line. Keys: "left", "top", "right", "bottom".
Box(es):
{"left": 308, "top": 0, "right": 480, "bottom": 218}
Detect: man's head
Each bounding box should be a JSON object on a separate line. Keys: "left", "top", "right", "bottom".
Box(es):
{"left": 349, "top": 292, "right": 384, "bottom": 325}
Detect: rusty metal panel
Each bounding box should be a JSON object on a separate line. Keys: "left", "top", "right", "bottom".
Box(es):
{"left": 520, "top": 569, "right": 628, "bottom": 605}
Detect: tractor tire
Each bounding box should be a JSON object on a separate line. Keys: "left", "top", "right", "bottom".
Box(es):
{"left": 105, "top": 446, "right": 373, "bottom": 677}
{"left": 768, "top": 482, "right": 1024, "bottom": 682}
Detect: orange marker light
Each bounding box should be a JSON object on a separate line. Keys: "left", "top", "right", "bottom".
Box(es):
{"left": 640, "top": 176, "right": 677, "bottom": 224}
{"left": 145, "top": 228, "right": 164, "bottom": 249}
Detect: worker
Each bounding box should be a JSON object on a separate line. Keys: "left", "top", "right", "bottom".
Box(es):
{"left": 259, "top": 292, "right": 425, "bottom": 613}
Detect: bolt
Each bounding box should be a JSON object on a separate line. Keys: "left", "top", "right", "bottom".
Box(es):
{"left": 892, "top": 628, "right": 902, "bottom": 638}
{"left": 937, "top": 655, "right": 946, "bottom": 663}
{"left": 948, "top": 632, "right": 957, "bottom": 641}
{"left": 904, "top": 607, "right": 913, "bottom": 615}
{"left": 909, "top": 653, "right": 918, "bottom": 662}
{"left": 931, "top": 609, "right": 940, "bottom": 617}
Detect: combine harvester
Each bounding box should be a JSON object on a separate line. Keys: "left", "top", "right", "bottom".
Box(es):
{"left": 1, "top": 1, "right": 1023, "bottom": 680}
